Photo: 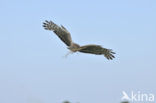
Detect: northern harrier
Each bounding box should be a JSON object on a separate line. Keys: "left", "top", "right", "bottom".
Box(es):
{"left": 43, "top": 20, "right": 115, "bottom": 60}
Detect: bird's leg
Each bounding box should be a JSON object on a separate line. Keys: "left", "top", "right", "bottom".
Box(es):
{"left": 63, "top": 51, "right": 74, "bottom": 58}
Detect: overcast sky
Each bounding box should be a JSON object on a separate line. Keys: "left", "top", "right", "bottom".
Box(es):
{"left": 0, "top": 0, "right": 156, "bottom": 103}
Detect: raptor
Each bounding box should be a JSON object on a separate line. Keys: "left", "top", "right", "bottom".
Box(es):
{"left": 43, "top": 20, "right": 115, "bottom": 60}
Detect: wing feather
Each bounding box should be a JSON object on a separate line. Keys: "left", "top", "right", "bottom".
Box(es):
{"left": 43, "top": 20, "right": 72, "bottom": 46}
{"left": 78, "top": 45, "right": 115, "bottom": 60}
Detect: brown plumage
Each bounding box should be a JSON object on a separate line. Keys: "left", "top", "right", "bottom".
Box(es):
{"left": 43, "top": 20, "right": 115, "bottom": 60}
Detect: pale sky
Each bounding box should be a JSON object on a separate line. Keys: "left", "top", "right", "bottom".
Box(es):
{"left": 0, "top": 0, "right": 156, "bottom": 103}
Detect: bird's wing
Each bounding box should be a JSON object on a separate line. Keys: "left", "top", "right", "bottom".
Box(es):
{"left": 43, "top": 20, "right": 72, "bottom": 46}
{"left": 78, "top": 45, "right": 115, "bottom": 60}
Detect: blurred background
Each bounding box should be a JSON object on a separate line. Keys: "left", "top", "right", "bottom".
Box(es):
{"left": 0, "top": 0, "right": 156, "bottom": 103}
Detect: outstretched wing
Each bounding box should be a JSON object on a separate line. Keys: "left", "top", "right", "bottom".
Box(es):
{"left": 78, "top": 45, "right": 115, "bottom": 60}
{"left": 43, "top": 20, "right": 72, "bottom": 46}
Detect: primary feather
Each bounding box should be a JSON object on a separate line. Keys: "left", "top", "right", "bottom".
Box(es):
{"left": 43, "top": 20, "right": 72, "bottom": 46}
{"left": 78, "top": 45, "right": 115, "bottom": 60}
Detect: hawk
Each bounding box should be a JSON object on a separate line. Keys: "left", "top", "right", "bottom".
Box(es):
{"left": 43, "top": 20, "right": 115, "bottom": 60}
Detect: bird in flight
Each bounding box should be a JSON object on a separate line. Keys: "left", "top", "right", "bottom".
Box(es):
{"left": 43, "top": 20, "right": 115, "bottom": 60}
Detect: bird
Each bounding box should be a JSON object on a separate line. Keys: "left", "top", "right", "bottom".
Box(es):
{"left": 43, "top": 20, "right": 115, "bottom": 60}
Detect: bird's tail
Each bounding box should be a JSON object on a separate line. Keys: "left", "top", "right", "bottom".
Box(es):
{"left": 43, "top": 20, "right": 59, "bottom": 31}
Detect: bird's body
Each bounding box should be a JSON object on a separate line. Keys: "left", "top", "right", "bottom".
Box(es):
{"left": 43, "top": 20, "right": 115, "bottom": 60}
{"left": 68, "top": 43, "right": 80, "bottom": 52}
